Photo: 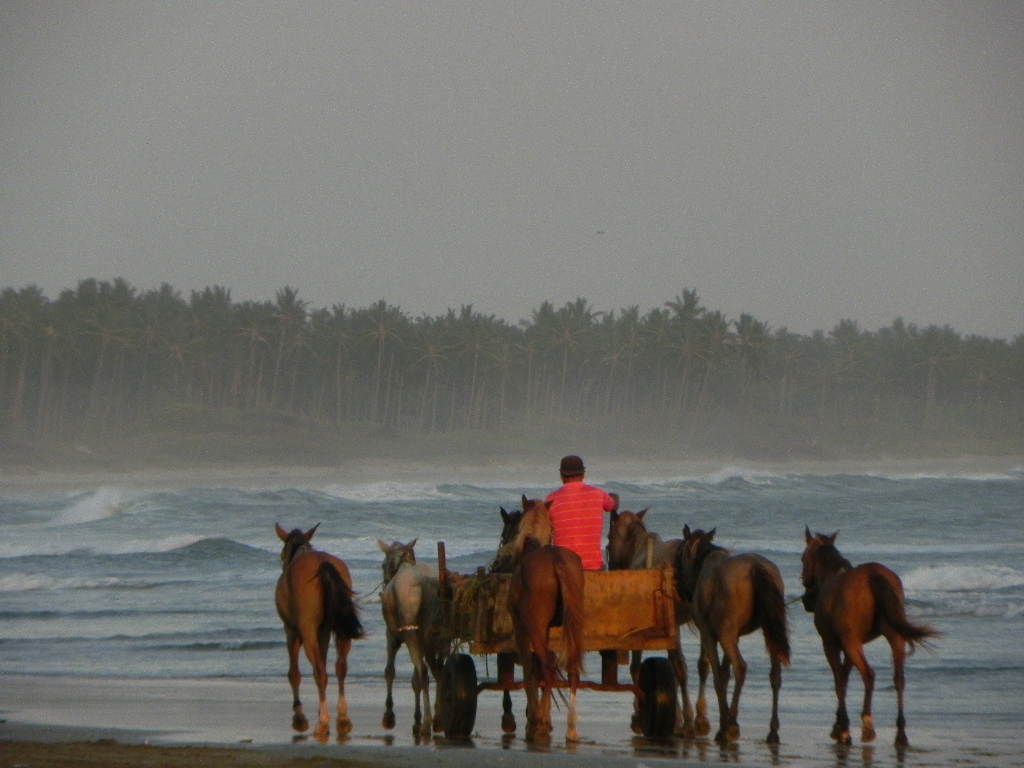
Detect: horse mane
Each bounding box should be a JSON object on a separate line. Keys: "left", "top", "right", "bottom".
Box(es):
{"left": 812, "top": 541, "right": 853, "bottom": 576}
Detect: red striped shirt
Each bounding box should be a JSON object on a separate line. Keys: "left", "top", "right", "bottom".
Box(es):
{"left": 545, "top": 480, "right": 617, "bottom": 570}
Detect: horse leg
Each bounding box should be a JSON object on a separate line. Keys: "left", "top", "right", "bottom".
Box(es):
{"left": 702, "top": 635, "right": 732, "bottom": 744}
{"left": 334, "top": 635, "right": 353, "bottom": 737}
{"left": 381, "top": 631, "right": 400, "bottom": 730}
{"left": 406, "top": 636, "right": 429, "bottom": 739}
{"left": 668, "top": 645, "right": 695, "bottom": 738}
{"left": 823, "top": 637, "right": 852, "bottom": 744}
{"left": 285, "top": 629, "right": 309, "bottom": 732}
{"left": 499, "top": 652, "right": 517, "bottom": 733}
{"left": 719, "top": 636, "right": 746, "bottom": 743}
{"left": 566, "top": 668, "right": 580, "bottom": 744}
{"left": 889, "top": 634, "right": 909, "bottom": 748}
{"left": 303, "top": 625, "right": 331, "bottom": 740}
{"left": 695, "top": 650, "right": 711, "bottom": 737}
{"left": 427, "top": 649, "right": 446, "bottom": 734}
{"left": 629, "top": 650, "right": 644, "bottom": 734}
{"left": 844, "top": 642, "right": 876, "bottom": 744}
{"left": 767, "top": 652, "right": 782, "bottom": 745}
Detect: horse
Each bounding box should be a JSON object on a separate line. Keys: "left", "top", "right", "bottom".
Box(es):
{"left": 377, "top": 538, "right": 449, "bottom": 739}
{"left": 606, "top": 509, "right": 698, "bottom": 738}
{"left": 488, "top": 506, "right": 524, "bottom": 573}
{"left": 801, "top": 527, "right": 940, "bottom": 747}
{"left": 274, "top": 523, "right": 364, "bottom": 741}
{"left": 676, "top": 525, "right": 790, "bottom": 744}
{"left": 506, "top": 497, "right": 585, "bottom": 743}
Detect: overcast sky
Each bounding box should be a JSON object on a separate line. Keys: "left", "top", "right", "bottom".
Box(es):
{"left": 2, "top": 2, "right": 1022, "bottom": 338}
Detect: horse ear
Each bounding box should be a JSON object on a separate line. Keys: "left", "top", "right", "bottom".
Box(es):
{"left": 377, "top": 538, "right": 391, "bottom": 554}
{"left": 521, "top": 494, "right": 529, "bottom": 510}
{"left": 828, "top": 531, "right": 839, "bottom": 543}
{"left": 544, "top": 500, "right": 553, "bottom": 511}
{"left": 683, "top": 524, "right": 691, "bottom": 539}
{"left": 708, "top": 527, "right": 716, "bottom": 540}
{"left": 304, "top": 523, "right": 320, "bottom": 540}
{"left": 805, "top": 525, "right": 814, "bottom": 543}
{"left": 275, "top": 523, "right": 289, "bottom": 542}
{"left": 610, "top": 510, "right": 619, "bottom": 524}
{"left": 406, "top": 538, "right": 418, "bottom": 552}
{"left": 638, "top": 508, "right": 649, "bottom": 519}
{"left": 500, "top": 507, "right": 509, "bottom": 523}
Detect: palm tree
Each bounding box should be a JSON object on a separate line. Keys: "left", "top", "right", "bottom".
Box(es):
{"left": 269, "top": 286, "right": 307, "bottom": 409}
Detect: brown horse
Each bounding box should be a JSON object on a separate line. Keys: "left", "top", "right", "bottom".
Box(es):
{"left": 275, "top": 523, "right": 364, "bottom": 740}
{"left": 506, "top": 497, "right": 585, "bottom": 743}
{"left": 801, "top": 527, "right": 940, "bottom": 747}
{"left": 606, "top": 509, "right": 697, "bottom": 738}
{"left": 676, "top": 526, "right": 790, "bottom": 744}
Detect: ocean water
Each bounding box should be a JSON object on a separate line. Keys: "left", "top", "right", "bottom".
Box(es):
{"left": 2, "top": 465, "right": 1023, "bottom": 753}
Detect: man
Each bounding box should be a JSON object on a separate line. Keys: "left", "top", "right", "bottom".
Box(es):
{"left": 545, "top": 455, "right": 619, "bottom": 570}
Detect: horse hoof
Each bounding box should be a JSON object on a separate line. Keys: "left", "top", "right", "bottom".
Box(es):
{"left": 766, "top": 730, "right": 780, "bottom": 745}
{"left": 862, "top": 727, "right": 876, "bottom": 743}
{"left": 630, "top": 712, "right": 643, "bottom": 735}
{"left": 314, "top": 723, "right": 330, "bottom": 742}
{"left": 727, "top": 724, "right": 740, "bottom": 742}
{"left": 695, "top": 717, "right": 711, "bottom": 737}
{"left": 292, "top": 713, "right": 309, "bottom": 732}
{"left": 382, "top": 711, "right": 395, "bottom": 730}
{"left": 501, "top": 713, "right": 517, "bottom": 733}
{"left": 337, "top": 717, "right": 352, "bottom": 736}
{"left": 895, "top": 731, "right": 909, "bottom": 749}
{"left": 832, "top": 730, "right": 852, "bottom": 746}
{"left": 566, "top": 729, "right": 580, "bottom": 744}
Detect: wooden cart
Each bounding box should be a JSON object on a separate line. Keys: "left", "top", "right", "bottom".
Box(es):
{"left": 435, "top": 542, "right": 680, "bottom": 739}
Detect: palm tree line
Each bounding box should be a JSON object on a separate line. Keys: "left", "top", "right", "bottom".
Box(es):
{"left": 1, "top": 279, "right": 1021, "bottom": 448}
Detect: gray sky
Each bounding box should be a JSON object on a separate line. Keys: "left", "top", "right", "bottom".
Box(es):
{"left": 2, "top": 2, "right": 1022, "bottom": 338}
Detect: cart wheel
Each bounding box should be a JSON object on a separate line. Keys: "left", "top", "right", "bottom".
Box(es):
{"left": 638, "top": 656, "right": 677, "bottom": 738}
{"left": 442, "top": 653, "right": 478, "bottom": 739}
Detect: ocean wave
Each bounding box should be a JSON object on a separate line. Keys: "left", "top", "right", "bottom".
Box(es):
{"left": 903, "top": 564, "right": 1024, "bottom": 594}
{"left": 52, "top": 487, "right": 140, "bottom": 525}
{"left": 0, "top": 573, "right": 174, "bottom": 593}
{"left": 0, "top": 534, "right": 209, "bottom": 558}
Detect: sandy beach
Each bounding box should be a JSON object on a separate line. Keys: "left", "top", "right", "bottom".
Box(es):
{"left": 3, "top": 658, "right": 1023, "bottom": 767}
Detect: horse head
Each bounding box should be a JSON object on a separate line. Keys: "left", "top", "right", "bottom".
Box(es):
{"left": 276, "top": 522, "right": 319, "bottom": 568}
{"left": 800, "top": 527, "right": 842, "bottom": 611}
{"left": 377, "top": 538, "right": 418, "bottom": 584}
{"left": 606, "top": 508, "right": 650, "bottom": 570}
{"left": 676, "top": 525, "right": 718, "bottom": 599}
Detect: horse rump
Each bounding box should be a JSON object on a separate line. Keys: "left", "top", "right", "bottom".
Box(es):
{"left": 318, "top": 561, "right": 364, "bottom": 640}
{"left": 868, "top": 572, "right": 939, "bottom": 652}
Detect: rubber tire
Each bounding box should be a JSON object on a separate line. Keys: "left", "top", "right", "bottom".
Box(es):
{"left": 441, "top": 653, "right": 478, "bottom": 739}
{"left": 638, "top": 656, "right": 677, "bottom": 738}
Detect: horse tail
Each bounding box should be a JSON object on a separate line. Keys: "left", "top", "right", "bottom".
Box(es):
{"left": 318, "top": 561, "right": 365, "bottom": 640}
{"left": 869, "top": 572, "right": 939, "bottom": 652}
{"left": 752, "top": 563, "right": 791, "bottom": 666}
{"left": 554, "top": 553, "right": 586, "bottom": 676}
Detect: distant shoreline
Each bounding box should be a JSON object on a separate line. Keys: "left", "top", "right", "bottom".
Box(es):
{"left": 2, "top": 454, "right": 1020, "bottom": 494}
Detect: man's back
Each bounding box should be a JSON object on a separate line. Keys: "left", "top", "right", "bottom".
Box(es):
{"left": 546, "top": 480, "right": 616, "bottom": 570}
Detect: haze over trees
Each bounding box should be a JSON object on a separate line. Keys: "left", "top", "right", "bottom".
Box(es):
{"left": 1, "top": 280, "right": 1021, "bottom": 461}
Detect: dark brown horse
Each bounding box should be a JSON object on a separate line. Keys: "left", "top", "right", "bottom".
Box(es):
{"left": 506, "top": 497, "right": 585, "bottom": 743}
{"left": 606, "top": 509, "right": 697, "bottom": 738}
{"left": 676, "top": 526, "right": 790, "bottom": 744}
{"left": 801, "top": 527, "right": 940, "bottom": 747}
{"left": 275, "top": 524, "right": 364, "bottom": 740}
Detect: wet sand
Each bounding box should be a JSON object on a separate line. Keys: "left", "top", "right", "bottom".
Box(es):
{"left": 3, "top": 674, "right": 1023, "bottom": 768}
